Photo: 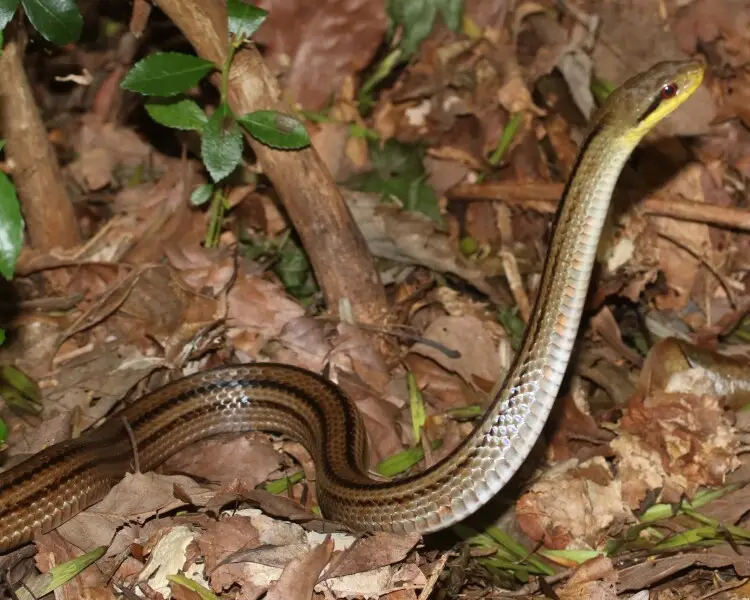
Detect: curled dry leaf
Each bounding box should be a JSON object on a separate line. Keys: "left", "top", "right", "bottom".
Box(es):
{"left": 67, "top": 115, "right": 170, "bottom": 192}
{"left": 322, "top": 532, "right": 420, "bottom": 580}
{"left": 40, "top": 344, "right": 165, "bottom": 430}
{"left": 139, "top": 525, "right": 198, "bottom": 598}
{"left": 254, "top": 0, "right": 386, "bottom": 109}
{"left": 615, "top": 391, "right": 739, "bottom": 507}
{"left": 516, "top": 457, "right": 633, "bottom": 550}
{"left": 163, "top": 437, "right": 282, "bottom": 490}
{"left": 558, "top": 556, "right": 617, "bottom": 600}
{"left": 265, "top": 536, "right": 333, "bottom": 600}
{"left": 55, "top": 472, "right": 215, "bottom": 550}
{"left": 165, "top": 244, "right": 235, "bottom": 296}
{"left": 270, "top": 316, "right": 330, "bottom": 372}
{"left": 227, "top": 272, "right": 305, "bottom": 359}
{"left": 34, "top": 530, "right": 108, "bottom": 597}
{"left": 197, "top": 515, "right": 261, "bottom": 573}
{"left": 408, "top": 315, "right": 502, "bottom": 390}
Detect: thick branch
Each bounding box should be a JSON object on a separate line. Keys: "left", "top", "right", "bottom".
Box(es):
{"left": 153, "top": 0, "right": 388, "bottom": 325}
{"left": 0, "top": 30, "right": 80, "bottom": 250}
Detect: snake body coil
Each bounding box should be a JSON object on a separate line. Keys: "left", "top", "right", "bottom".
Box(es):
{"left": 0, "top": 60, "right": 704, "bottom": 552}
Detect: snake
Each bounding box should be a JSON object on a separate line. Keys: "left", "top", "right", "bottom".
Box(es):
{"left": 0, "top": 60, "right": 704, "bottom": 552}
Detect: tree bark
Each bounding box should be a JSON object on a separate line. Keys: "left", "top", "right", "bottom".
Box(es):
{"left": 0, "top": 28, "right": 80, "bottom": 250}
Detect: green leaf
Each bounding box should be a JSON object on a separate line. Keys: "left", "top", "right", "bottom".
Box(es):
{"left": 369, "top": 138, "right": 424, "bottom": 178}
{"left": 388, "top": 0, "right": 436, "bottom": 56}
{"left": 145, "top": 98, "right": 208, "bottom": 131}
{"left": 0, "top": 0, "right": 18, "bottom": 31}
{"left": 227, "top": 0, "right": 268, "bottom": 43}
{"left": 276, "top": 237, "right": 317, "bottom": 299}
{"left": 376, "top": 439, "right": 441, "bottom": 477}
{"left": 21, "top": 0, "right": 82, "bottom": 45}
{"left": 122, "top": 52, "right": 216, "bottom": 97}
{"left": 0, "top": 416, "right": 7, "bottom": 443}
{"left": 201, "top": 103, "right": 243, "bottom": 182}
{"left": 408, "top": 372, "right": 425, "bottom": 443}
{"left": 352, "top": 172, "right": 442, "bottom": 222}
{"left": 190, "top": 183, "right": 213, "bottom": 206}
{"left": 237, "top": 110, "right": 310, "bottom": 150}
{"left": 38, "top": 546, "right": 106, "bottom": 595}
{"left": 168, "top": 574, "right": 221, "bottom": 600}
{"left": 0, "top": 172, "right": 23, "bottom": 280}
{"left": 436, "top": 0, "right": 462, "bottom": 30}
{"left": 265, "top": 471, "right": 305, "bottom": 494}
{"left": 388, "top": 0, "right": 463, "bottom": 55}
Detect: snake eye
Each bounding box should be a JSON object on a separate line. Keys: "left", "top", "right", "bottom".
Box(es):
{"left": 660, "top": 83, "right": 678, "bottom": 99}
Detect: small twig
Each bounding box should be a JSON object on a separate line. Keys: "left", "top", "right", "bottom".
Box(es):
{"left": 317, "top": 317, "right": 461, "bottom": 359}
{"left": 500, "top": 249, "right": 531, "bottom": 323}
{"left": 417, "top": 551, "right": 450, "bottom": 600}
{"left": 656, "top": 231, "right": 739, "bottom": 310}
{"left": 695, "top": 577, "right": 748, "bottom": 600}
{"left": 448, "top": 182, "right": 750, "bottom": 233}
{"left": 121, "top": 417, "right": 141, "bottom": 474}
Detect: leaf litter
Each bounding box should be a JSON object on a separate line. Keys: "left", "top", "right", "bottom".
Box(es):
{"left": 5, "top": 0, "right": 750, "bottom": 598}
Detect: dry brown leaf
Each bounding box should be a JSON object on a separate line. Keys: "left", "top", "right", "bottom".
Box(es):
{"left": 516, "top": 457, "right": 632, "bottom": 549}
{"left": 323, "top": 532, "right": 420, "bottom": 579}
{"left": 35, "top": 530, "right": 111, "bottom": 598}
{"left": 67, "top": 115, "right": 170, "bottom": 191}
{"left": 617, "top": 543, "right": 750, "bottom": 592}
{"left": 269, "top": 316, "right": 330, "bottom": 372}
{"left": 615, "top": 390, "right": 739, "bottom": 507}
{"left": 557, "top": 556, "right": 617, "bottom": 600}
{"left": 265, "top": 536, "right": 334, "bottom": 600}
{"left": 404, "top": 353, "right": 477, "bottom": 413}
{"left": 227, "top": 272, "right": 305, "bottom": 359}
{"left": 36, "top": 344, "right": 164, "bottom": 432}
{"left": 164, "top": 437, "right": 282, "bottom": 490}
{"left": 331, "top": 322, "right": 391, "bottom": 394}
{"left": 253, "top": 0, "right": 386, "bottom": 109}
{"left": 198, "top": 515, "right": 261, "bottom": 573}
{"left": 55, "top": 472, "right": 214, "bottom": 549}
{"left": 165, "top": 244, "right": 235, "bottom": 296}
{"left": 408, "top": 315, "right": 501, "bottom": 390}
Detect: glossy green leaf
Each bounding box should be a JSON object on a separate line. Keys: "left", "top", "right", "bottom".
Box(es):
{"left": 0, "top": 171, "right": 23, "bottom": 280}
{"left": 122, "top": 52, "right": 215, "bottom": 97}
{"left": 436, "top": 0, "right": 462, "bottom": 30}
{"left": 39, "top": 546, "right": 106, "bottom": 595}
{"left": 21, "top": 0, "right": 82, "bottom": 45}
{"left": 0, "top": 0, "right": 18, "bottom": 31}
{"left": 227, "top": 0, "right": 267, "bottom": 43}
{"left": 190, "top": 183, "right": 213, "bottom": 206}
{"left": 388, "top": 0, "right": 436, "bottom": 56}
{"left": 388, "top": 0, "right": 463, "bottom": 55}
{"left": 265, "top": 471, "right": 305, "bottom": 494}
{"left": 0, "top": 416, "right": 7, "bottom": 443}
{"left": 237, "top": 110, "right": 310, "bottom": 149}
{"left": 276, "top": 236, "right": 317, "bottom": 299}
{"left": 408, "top": 372, "right": 425, "bottom": 443}
{"left": 145, "top": 98, "right": 208, "bottom": 131}
{"left": 201, "top": 103, "right": 242, "bottom": 182}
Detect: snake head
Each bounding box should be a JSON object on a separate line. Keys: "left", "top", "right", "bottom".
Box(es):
{"left": 594, "top": 59, "right": 705, "bottom": 145}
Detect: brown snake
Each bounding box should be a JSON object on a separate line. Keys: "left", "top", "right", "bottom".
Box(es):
{"left": 0, "top": 60, "right": 704, "bottom": 552}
